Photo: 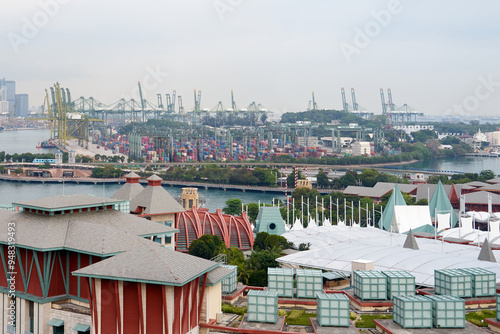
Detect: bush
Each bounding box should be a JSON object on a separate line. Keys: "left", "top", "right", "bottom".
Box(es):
{"left": 188, "top": 235, "right": 225, "bottom": 260}
{"left": 221, "top": 303, "right": 247, "bottom": 315}
{"left": 253, "top": 232, "right": 270, "bottom": 251}
{"left": 466, "top": 310, "right": 496, "bottom": 327}
{"left": 298, "top": 242, "right": 311, "bottom": 251}
{"left": 247, "top": 269, "right": 267, "bottom": 287}
{"left": 355, "top": 314, "right": 393, "bottom": 328}
{"left": 285, "top": 310, "right": 317, "bottom": 325}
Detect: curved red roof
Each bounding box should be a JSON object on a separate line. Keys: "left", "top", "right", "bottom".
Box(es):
{"left": 175, "top": 207, "right": 254, "bottom": 252}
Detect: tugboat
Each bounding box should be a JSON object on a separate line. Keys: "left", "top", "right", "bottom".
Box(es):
{"left": 39, "top": 140, "right": 56, "bottom": 149}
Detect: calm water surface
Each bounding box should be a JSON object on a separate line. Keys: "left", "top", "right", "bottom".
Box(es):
{"left": 1, "top": 130, "right": 498, "bottom": 208}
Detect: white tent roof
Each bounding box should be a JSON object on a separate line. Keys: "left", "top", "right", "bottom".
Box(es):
{"left": 291, "top": 218, "right": 303, "bottom": 231}
{"left": 280, "top": 225, "right": 500, "bottom": 286}
{"left": 391, "top": 205, "right": 432, "bottom": 234}
{"left": 308, "top": 218, "right": 317, "bottom": 229}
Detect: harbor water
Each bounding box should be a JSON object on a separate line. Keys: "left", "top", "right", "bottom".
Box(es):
{"left": 0, "top": 129, "right": 498, "bottom": 208}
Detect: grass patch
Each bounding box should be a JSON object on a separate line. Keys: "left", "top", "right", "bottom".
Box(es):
{"left": 466, "top": 310, "right": 496, "bottom": 327}
{"left": 355, "top": 314, "right": 393, "bottom": 328}
{"left": 285, "top": 310, "right": 317, "bottom": 326}
{"left": 221, "top": 303, "right": 247, "bottom": 316}
{"left": 350, "top": 312, "right": 357, "bottom": 321}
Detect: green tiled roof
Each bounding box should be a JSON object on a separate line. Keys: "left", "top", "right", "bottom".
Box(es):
{"left": 255, "top": 206, "right": 286, "bottom": 235}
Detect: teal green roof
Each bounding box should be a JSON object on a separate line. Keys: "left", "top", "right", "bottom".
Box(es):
{"left": 404, "top": 224, "right": 436, "bottom": 234}
{"left": 73, "top": 324, "right": 90, "bottom": 331}
{"left": 255, "top": 207, "right": 286, "bottom": 235}
{"left": 378, "top": 184, "right": 407, "bottom": 231}
{"left": 429, "top": 181, "right": 458, "bottom": 227}
{"left": 48, "top": 318, "right": 64, "bottom": 327}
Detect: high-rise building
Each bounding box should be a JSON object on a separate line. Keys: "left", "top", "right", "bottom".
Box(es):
{"left": 16, "top": 93, "right": 29, "bottom": 117}
{"left": 1, "top": 78, "right": 29, "bottom": 117}
{"left": 0, "top": 78, "right": 16, "bottom": 114}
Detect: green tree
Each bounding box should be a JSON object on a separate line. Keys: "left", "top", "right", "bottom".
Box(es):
{"left": 223, "top": 199, "right": 242, "bottom": 216}
{"left": 416, "top": 198, "right": 428, "bottom": 205}
{"left": 253, "top": 232, "right": 270, "bottom": 251}
{"left": 479, "top": 170, "right": 496, "bottom": 182}
{"left": 339, "top": 172, "right": 357, "bottom": 188}
{"left": 14, "top": 167, "right": 23, "bottom": 175}
{"left": 188, "top": 235, "right": 226, "bottom": 260}
{"left": 316, "top": 169, "right": 330, "bottom": 188}
{"left": 246, "top": 203, "right": 260, "bottom": 222}
{"left": 248, "top": 270, "right": 267, "bottom": 287}
{"left": 264, "top": 234, "right": 290, "bottom": 250}
{"left": 358, "top": 169, "right": 379, "bottom": 187}
{"left": 223, "top": 247, "right": 245, "bottom": 266}
{"left": 287, "top": 169, "right": 303, "bottom": 188}
{"left": 412, "top": 129, "right": 437, "bottom": 143}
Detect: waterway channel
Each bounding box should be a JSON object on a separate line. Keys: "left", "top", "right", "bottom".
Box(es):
{"left": 1, "top": 129, "right": 498, "bottom": 208}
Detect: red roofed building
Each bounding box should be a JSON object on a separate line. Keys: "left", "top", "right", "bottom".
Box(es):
{"left": 175, "top": 207, "right": 254, "bottom": 252}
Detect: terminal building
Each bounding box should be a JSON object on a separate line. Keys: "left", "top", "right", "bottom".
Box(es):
{"left": 0, "top": 194, "right": 232, "bottom": 334}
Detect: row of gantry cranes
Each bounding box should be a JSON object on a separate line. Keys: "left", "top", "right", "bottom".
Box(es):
{"left": 31, "top": 82, "right": 423, "bottom": 149}
{"left": 308, "top": 88, "right": 423, "bottom": 126}
{"left": 34, "top": 82, "right": 422, "bottom": 126}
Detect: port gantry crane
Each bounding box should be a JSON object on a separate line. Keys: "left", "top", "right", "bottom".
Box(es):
{"left": 30, "top": 83, "right": 102, "bottom": 148}
{"left": 380, "top": 88, "right": 423, "bottom": 127}
{"left": 340, "top": 88, "right": 374, "bottom": 119}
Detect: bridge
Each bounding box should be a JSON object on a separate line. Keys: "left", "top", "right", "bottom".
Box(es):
{"left": 0, "top": 174, "right": 333, "bottom": 194}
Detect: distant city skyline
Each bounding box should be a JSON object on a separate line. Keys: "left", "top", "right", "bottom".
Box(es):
{"left": 1, "top": 0, "right": 499, "bottom": 117}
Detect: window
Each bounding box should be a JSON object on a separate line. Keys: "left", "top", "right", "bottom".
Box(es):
{"left": 28, "top": 301, "right": 34, "bottom": 333}
{"left": 153, "top": 236, "right": 162, "bottom": 244}
{"left": 165, "top": 236, "right": 172, "bottom": 244}
{"left": 53, "top": 325, "right": 64, "bottom": 334}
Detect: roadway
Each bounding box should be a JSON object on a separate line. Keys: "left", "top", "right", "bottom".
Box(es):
{"left": 0, "top": 174, "right": 333, "bottom": 194}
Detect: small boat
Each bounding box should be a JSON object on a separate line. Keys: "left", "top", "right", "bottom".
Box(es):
{"left": 40, "top": 141, "right": 56, "bottom": 149}
{"left": 36, "top": 142, "right": 41, "bottom": 149}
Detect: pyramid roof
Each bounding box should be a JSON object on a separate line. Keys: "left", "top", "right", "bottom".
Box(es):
{"left": 478, "top": 239, "right": 497, "bottom": 262}
{"left": 403, "top": 229, "right": 419, "bottom": 250}
{"left": 378, "top": 184, "right": 407, "bottom": 231}
{"left": 429, "top": 181, "right": 458, "bottom": 227}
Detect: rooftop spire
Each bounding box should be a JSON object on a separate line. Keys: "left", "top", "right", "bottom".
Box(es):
{"left": 403, "top": 229, "right": 419, "bottom": 250}
{"left": 478, "top": 239, "right": 497, "bottom": 262}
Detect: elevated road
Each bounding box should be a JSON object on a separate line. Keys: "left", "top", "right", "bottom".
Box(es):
{"left": 0, "top": 175, "right": 334, "bottom": 194}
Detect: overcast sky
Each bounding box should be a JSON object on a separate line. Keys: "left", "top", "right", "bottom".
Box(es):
{"left": 1, "top": 0, "right": 499, "bottom": 118}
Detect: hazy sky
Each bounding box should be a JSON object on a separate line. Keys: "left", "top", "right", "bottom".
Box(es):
{"left": 1, "top": 0, "right": 499, "bottom": 118}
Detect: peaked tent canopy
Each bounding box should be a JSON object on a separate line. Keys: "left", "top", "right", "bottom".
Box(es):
{"left": 391, "top": 205, "right": 433, "bottom": 234}
{"left": 429, "top": 181, "right": 458, "bottom": 227}
{"left": 378, "top": 184, "right": 407, "bottom": 231}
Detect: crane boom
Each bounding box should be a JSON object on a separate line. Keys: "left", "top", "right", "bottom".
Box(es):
{"left": 351, "top": 88, "right": 358, "bottom": 111}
